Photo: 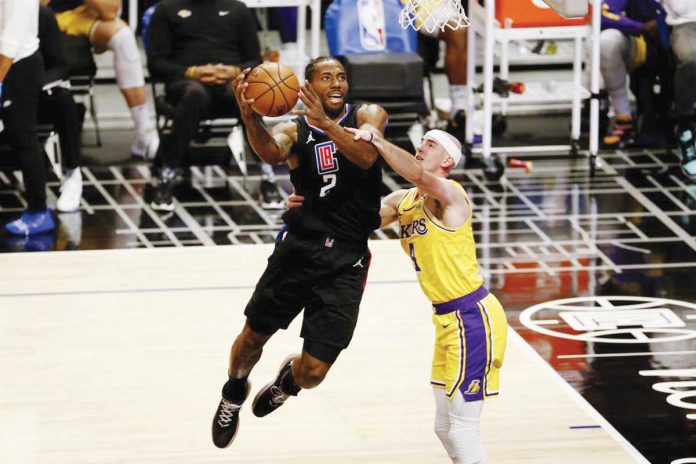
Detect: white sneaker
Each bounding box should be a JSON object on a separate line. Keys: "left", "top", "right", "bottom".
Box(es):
{"left": 131, "top": 131, "right": 160, "bottom": 160}
{"left": 56, "top": 168, "right": 83, "bottom": 213}
{"left": 58, "top": 211, "right": 82, "bottom": 248}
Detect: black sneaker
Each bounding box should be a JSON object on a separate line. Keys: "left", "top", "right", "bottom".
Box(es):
{"left": 151, "top": 167, "right": 181, "bottom": 212}
{"left": 252, "top": 354, "right": 301, "bottom": 418}
{"left": 211, "top": 379, "right": 250, "bottom": 448}
{"left": 677, "top": 127, "right": 696, "bottom": 181}
{"left": 259, "top": 180, "right": 284, "bottom": 209}
{"left": 151, "top": 178, "right": 174, "bottom": 212}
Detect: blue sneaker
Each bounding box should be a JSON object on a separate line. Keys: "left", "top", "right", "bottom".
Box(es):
{"left": 4, "top": 209, "right": 56, "bottom": 236}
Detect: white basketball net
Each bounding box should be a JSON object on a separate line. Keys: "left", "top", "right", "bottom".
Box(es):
{"left": 399, "top": 0, "right": 470, "bottom": 34}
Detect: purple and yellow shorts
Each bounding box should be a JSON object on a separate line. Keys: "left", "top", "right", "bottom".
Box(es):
{"left": 431, "top": 286, "right": 508, "bottom": 402}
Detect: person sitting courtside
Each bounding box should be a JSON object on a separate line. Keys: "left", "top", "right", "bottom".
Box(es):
{"left": 43, "top": 0, "right": 159, "bottom": 160}
{"left": 145, "top": 0, "right": 283, "bottom": 211}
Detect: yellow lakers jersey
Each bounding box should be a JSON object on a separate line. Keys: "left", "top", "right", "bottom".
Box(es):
{"left": 397, "top": 180, "right": 484, "bottom": 304}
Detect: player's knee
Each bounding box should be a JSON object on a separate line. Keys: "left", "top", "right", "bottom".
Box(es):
{"left": 600, "top": 29, "right": 625, "bottom": 59}
{"left": 239, "top": 326, "right": 270, "bottom": 351}
{"left": 295, "top": 359, "right": 329, "bottom": 387}
{"left": 181, "top": 82, "right": 209, "bottom": 106}
{"left": 448, "top": 417, "right": 485, "bottom": 464}
{"left": 433, "top": 419, "right": 449, "bottom": 443}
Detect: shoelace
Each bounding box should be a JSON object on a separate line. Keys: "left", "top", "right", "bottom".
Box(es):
{"left": 270, "top": 385, "right": 289, "bottom": 405}
{"left": 217, "top": 398, "right": 241, "bottom": 427}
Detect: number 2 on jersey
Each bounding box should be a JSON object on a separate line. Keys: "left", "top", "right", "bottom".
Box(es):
{"left": 409, "top": 243, "right": 422, "bottom": 272}
{"left": 320, "top": 174, "right": 336, "bottom": 197}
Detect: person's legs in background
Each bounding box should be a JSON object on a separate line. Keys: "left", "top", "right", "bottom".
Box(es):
{"left": 599, "top": 28, "right": 636, "bottom": 148}
{"left": 89, "top": 15, "right": 159, "bottom": 159}
{"left": 151, "top": 79, "right": 211, "bottom": 212}
{"left": 40, "top": 86, "right": 84, "bottom": 213}
{"left": 4, "top": 53, "right": 55, "bottom": 236}
{"left": 670, "top": 22, "right": 696, "bottom": 181}
{"left": 441, "top": 26, "right": 469, "bottom": 143}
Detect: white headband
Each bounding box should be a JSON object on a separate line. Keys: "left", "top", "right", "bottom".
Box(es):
{"left": 423, "top": 129, "right": 463, "bottom": 167}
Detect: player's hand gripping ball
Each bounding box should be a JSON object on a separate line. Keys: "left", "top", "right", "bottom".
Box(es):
{"left": 245, "top": 62, "right": 299, "bottom": 117}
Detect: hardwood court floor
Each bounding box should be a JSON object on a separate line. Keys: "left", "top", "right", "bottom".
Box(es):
{"left": 0, "top": 244, "right": 642, "bottom": 463}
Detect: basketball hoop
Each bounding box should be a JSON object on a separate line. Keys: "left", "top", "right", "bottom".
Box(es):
{"left": 399, "top": 0, "right": 470, "bottom": 34}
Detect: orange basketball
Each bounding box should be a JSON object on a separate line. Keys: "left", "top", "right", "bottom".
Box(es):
{"left": 245, "top": 62, "right": 299, "bottom": 117}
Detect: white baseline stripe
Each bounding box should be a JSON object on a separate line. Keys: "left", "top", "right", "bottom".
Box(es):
{"left": 509, "top": 329, "right": 650, "bottom": 464}
{"left": 557, "top": 350, "right": 696, "bottom": 359}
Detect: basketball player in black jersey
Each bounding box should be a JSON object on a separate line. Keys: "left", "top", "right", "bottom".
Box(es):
{"left": 211, "top": 56, "right": 388, "bottom": 448}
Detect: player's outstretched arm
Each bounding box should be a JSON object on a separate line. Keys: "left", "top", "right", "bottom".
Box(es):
{"left": 233, "top": 70, "right": 295, "bottom": 165}
{"left": 296, "top": 82, "right": 387, "bottom": 170}
{"left": 346, "top": 127, "right": 468, "bottom": 217}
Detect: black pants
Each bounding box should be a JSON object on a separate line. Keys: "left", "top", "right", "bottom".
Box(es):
{"left": 4, "top": 52, "right": 46, "bottom": 212}
{"left": 158, "top": 79, "right": 240, "bottom": 169}
{"left": 39, "top": 86, "right": 82, "bottom": 171}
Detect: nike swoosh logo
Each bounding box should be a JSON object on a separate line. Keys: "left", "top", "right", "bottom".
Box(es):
{"left": 442, "top": 323, "right": 451, "bottom": 329}
{"left": 219, "top": 10, "right": 230, "bottom": 16}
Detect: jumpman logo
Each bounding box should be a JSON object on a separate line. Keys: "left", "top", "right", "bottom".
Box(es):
{"left": 307, "top": 132, "right": 315, "bottom": 143}
{"left": 353, "top": 257, "right": 365, "bottom": 268}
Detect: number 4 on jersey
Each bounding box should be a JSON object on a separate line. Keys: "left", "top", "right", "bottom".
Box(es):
{"left": 409, "top": 243, "right": 421, "bottom": 272}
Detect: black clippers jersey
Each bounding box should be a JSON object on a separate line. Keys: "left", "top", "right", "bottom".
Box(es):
{"left": 282, "top": 104, "right": 382, "bottom": 244}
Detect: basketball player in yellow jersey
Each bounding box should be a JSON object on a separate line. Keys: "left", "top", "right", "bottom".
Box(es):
{"left": 345, "top": 126, "right": 506, "bottom": 464}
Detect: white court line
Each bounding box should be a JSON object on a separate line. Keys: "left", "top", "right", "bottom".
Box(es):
{"left": 535, "top": 320, "right": 561, "bottom": 325}
{"left": 616, "top": 176, "right": 696, "bottom": 253}
{"left": 611, "top": 241, "right": 651, "bottom": 254}
{"left": 510, "top": 329, "right": 650, "bottom": 464}
{"left": 558, "top": 350, "right": 696, "bottom": 359}
{"left": 646, "top": 176, "right": 692, "bottom": 213}
{"left": 82, "top": 168, "right": 153, "bottom": 248}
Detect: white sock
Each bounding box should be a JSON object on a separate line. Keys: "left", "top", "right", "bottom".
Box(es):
{"left": 450, "top": 85, "right": 468, "bottom": 114}
{"left": 261, "top": 162, "right": 276, "bottom": 182}
{"left": 130, "top": 103, "right": 153, "bottom": 141}
{"left": 609, "top": 86, "right": 632, "bottom": 118}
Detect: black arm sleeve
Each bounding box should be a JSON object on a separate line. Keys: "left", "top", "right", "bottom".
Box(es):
{"left": 38, "top": 5, "right": 69, "bottom": 84}
{"left": 146, "top": 4, "right": 187, "bottom": 83}
{"left": 235, "top": 3, "right": 261, "bottom": 70}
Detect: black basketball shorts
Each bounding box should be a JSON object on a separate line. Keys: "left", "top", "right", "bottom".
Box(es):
{"left": 244, "top": 232, "right": 371, "bottom": 362}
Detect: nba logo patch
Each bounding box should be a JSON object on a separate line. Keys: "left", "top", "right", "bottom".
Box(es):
{"left": 464, "top": 379, "right": 481, "bottom": 395}
{"left": 315, "top": 141, "right": 339, "bottom": 175}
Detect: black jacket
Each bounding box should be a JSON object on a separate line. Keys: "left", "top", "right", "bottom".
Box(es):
{"left": 146, "top": 0, "right": 261, "bottom": 83}
{"left": 39, "top": 5, "right": 69, "bottom": 85}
